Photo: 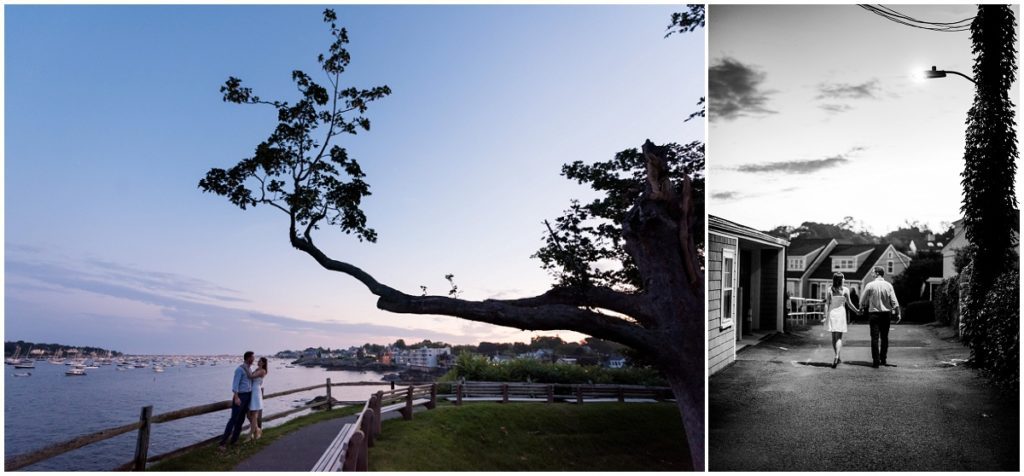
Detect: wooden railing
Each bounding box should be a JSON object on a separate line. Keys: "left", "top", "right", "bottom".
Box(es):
{"left": 787, "top": 297, "right": 825, "bottom": 326}
{"left": 4, "top": 379, "right": 391, "bottom": 471}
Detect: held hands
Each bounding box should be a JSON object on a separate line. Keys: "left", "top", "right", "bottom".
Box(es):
{"left": 233, "top": 394, "right": 241, "bottom": 406}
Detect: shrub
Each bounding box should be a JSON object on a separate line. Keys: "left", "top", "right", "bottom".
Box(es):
{"left": 932, "top": 274, "right": 960, "bottom": 326}
{"left": 440, "top": 352, "right": 667, "bottom": 386}
{"left": 975, "top": 268, "right": 1019, "bottom": 393}
{"left": 903, "top": 300, "right": 935, "bottom": 323}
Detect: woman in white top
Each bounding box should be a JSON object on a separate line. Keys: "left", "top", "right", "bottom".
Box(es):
{"left": 244, "top": 357, "right": 269, "bottom": 440}
{"left": 821, "top": 272, "right": 861, "bottom": 368}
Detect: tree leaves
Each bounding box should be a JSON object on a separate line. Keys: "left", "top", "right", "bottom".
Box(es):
{"left": 200, "top": 9, "right": 390, "bottom": 244}
{"left": 534, "top": 142, "right": 705, "bottom": 291}
{"left": 666, "top": 5, "right": 705, "bottom": 38}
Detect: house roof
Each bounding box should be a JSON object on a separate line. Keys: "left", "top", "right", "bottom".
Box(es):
{"left": 787, "top": 238, "right": 833, "bottom": 256}
{"left": 809, "top": 244, "right": 893, "bottom": 281}
{"left": 709, "top": 215, "right": 789, "bottom": 247}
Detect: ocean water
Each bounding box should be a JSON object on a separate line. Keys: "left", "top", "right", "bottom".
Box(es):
{"left": 4, "top": 359, "right": 390, "bottom": 471}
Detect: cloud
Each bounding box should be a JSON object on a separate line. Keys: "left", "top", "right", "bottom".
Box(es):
{"left": 819, "top": 103, "right": 853, "bottom": 114}
{"left": 733, "top": 147, "right": 864, "bottom": 175}
{"left": 816, "top": 80, "right": 881, "bottom": 100}
{"left": 708, "top": 57, "right": 776, "bottom": 121}
{"left": 711, "top": 191, "right": 741, "bottom": 200}
{"left": 4, "top": 246, "right": 474, "bottom": 353}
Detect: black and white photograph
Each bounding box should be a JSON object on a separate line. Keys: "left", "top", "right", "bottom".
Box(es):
{"left": 707, "top": 4, "right": 1019, "bottom": 471}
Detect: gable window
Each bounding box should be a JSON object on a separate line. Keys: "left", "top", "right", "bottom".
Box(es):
{"left": 787, "top": 258, "right": 804, "bottom": 271}
{"left": 887, "top": 251, "right": 893, "bottom": 259}
{"left": 887, "top": 260, "right": 894, "bottom": 274}
{"left": 832, "top": 258, "right": 856, "bottom": 271}
{"left": 721, "top": 249, "right": 736, "bottom": 329}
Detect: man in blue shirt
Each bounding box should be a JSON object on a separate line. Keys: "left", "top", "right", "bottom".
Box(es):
{"left": 219, "top": 351, "right": 255, "bottom": 450}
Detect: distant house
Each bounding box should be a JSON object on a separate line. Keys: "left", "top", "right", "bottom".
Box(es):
{"left": 606, "top": 355, "right": 626, "bottom": 369}
{"left": 556, "top": 357, "right": 578, "bottom": 365}
{"left": 403, "top": 347, "right": 451, "bottom": 369}
{"left": 937, "top": 215, "right": 1019, "bottom": 299}
{"left": 709, "top": 216, "right": 789, "bottom": 375}
{"left": 805, "top": 244, "right": 911, "bottom": 299}
{"left": 785, "top": 238, "right": 838, "bottom": 299}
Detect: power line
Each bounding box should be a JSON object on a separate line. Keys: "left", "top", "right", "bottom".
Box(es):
{"left": 858, "top": 4, "right": 974, "bottom": 32}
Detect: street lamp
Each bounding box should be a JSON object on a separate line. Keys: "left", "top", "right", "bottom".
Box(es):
{"left": 924, "top": 65, "right": 977, "bottom": 84}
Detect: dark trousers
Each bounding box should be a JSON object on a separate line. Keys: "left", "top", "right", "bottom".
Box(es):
{"left": 219, "top": 391, "right": 252, "bottom": 446}
{"left": 868, "top": 312, "right": 891, "bottom": 364}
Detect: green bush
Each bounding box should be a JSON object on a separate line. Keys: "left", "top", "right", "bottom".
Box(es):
{"left": 903, "top": 300, "right": 935, "bottom": 323}
{"left": 440, "top": 353, "right": 667, "bottom": 386}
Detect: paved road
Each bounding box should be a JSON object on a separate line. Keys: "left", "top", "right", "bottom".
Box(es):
{"left": 709, "top": 323, "right": 1019, "bottom": 471}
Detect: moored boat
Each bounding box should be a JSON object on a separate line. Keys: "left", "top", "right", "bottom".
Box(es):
{"left": 65, "top": 368, "right": 86, "bottom": 376}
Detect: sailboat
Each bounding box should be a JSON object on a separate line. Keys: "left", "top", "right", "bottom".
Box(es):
{"left": 6, "top": 345, "right": 22, "bottom": 365}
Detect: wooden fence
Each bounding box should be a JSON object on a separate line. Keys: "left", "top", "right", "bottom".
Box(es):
{"left": 4, "top": 379, "right": 391, "bottom": 471}
{"left": 6, "top": 380, "right": 673, "bottom": 471}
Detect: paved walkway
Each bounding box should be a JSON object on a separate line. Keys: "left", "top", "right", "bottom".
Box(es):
{"left": 233, "top": 406, "right": 424, "bottom": 471}
{"left": 709, "top": 323, "right": 1018, "bottom": 471}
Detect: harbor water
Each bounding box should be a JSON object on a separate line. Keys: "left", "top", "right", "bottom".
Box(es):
{"left": 4, "top": 359, "right": 391, "bottom": 471}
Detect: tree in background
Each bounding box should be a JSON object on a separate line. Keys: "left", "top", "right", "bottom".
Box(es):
{"left": 765, "top": 217, "right": 876, "bottom": 243}
{"left": 200, "top": 10, "right": 706, "bottom": 467}
{"left": 959, "top": 5, "right": 1019, "bottom": 369}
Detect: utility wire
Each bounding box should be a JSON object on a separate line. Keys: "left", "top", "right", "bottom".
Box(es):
{"left": 858, "top": 5, "right": 974, "bottom": 32}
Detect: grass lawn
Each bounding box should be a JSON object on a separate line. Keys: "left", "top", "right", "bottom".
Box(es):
{"left": 148, "top": 405, "right": 361, "bottom": 471}
{"left": 368, "top": 402, "right": 689, "bottom": 471}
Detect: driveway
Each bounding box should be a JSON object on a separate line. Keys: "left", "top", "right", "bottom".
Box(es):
{"left": 709, "top": 323, "right": 1019, "bottom": 471}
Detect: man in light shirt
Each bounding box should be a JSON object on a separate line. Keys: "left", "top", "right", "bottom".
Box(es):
{"left": 219, "top": 351, "right": 255, "bottom": 450}
{"left": 859, "top": 267, "right": 901, "bottom": 368}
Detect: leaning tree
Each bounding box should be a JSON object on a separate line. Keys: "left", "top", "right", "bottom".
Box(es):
{"left": 200, "top": 9, "right": 704, "bottom": 469}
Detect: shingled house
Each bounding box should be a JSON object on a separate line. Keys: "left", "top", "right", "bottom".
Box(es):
{"left": 709, "top": 216, "right": 789, "bottom": 375}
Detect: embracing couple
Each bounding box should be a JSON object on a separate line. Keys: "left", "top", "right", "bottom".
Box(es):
{"left": 218, "top": 351, "right": 270, "bottom": 451}
{"left": 821, "top": 267, "right": 902, "bottom": 369}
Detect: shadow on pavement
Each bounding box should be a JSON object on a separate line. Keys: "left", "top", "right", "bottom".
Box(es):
{"left": 795, "top": 362, "right": 832, "bottom": 368}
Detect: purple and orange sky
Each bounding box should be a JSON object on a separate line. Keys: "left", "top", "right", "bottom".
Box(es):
{"left": 4, "top": 5, "right": 701, "bottom": 354}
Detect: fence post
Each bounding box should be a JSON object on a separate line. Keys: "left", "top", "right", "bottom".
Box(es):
{"left": 374, "top": 391, "right": 384, "bottom": 436}
{"left": 546, "top": 384, "right": 554, "bottom": 403}
{"left": 403, "top": 385, "right": 414, "bottom": 420}
{"left": 427, "top": 383, "right": 437, "bottom": 409}
{"left": 390, "top": 380, "right": 395, "bottom": 390}
{"left": 575, "top": 386, "right": 583, "bottom": 404}
{"left": 326, "top": 378, "right": 332, "bottom": 411}
{"left": 617, "top": 386, "right": 625, "bottom": 403}
{"left": 456, "top": 383, "right": 463, "bottom": 406}
{"left": 501, "top": 384, "right": 509, "bottom": 403}
{"left": 361, "top": 409, "right": 376, "bottom": 448}
{"left": 132, "top": 405, "right": 153, "bottom": 471}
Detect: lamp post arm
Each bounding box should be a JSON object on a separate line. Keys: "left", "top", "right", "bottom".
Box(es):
{"left": 945, "top": 69, "right": 977, "bottom": 84}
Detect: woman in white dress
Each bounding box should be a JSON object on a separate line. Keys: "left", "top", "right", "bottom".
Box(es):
{"left": 821, "top": 272, "right": 861, "bottom": 368}
{"left": 245, "top": 357, "right": 269, "bottom": 440}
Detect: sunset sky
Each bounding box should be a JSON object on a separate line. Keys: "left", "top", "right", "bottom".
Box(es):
{"left": 5, "top": 5, "right": 701, "bottom": 354}
{"left": 709, "top": 4, "right": 1020, "bottom": 236}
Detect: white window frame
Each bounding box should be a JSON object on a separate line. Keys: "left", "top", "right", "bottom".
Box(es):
{"left": 887, "top": 260, "right": 894, "bottom": 274}
{"left": 787, "top": 257, "right": 804, "bottom": 271}
{"left": 832, "top": 258, "right": 856, "bottom": 271}
{"left": 721, "top": 249, "right": 737, "bottom": 329}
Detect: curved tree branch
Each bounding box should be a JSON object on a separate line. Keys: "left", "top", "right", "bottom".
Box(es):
{"left": 288, "top": 220, "right": 658, "bottom": 354}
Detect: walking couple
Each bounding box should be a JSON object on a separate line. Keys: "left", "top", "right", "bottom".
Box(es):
{"left": 821, "top": 267, "right": 902, "bottom": 369}
{"left": 218, "top": 351, "right": 270, "bottom": 451}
